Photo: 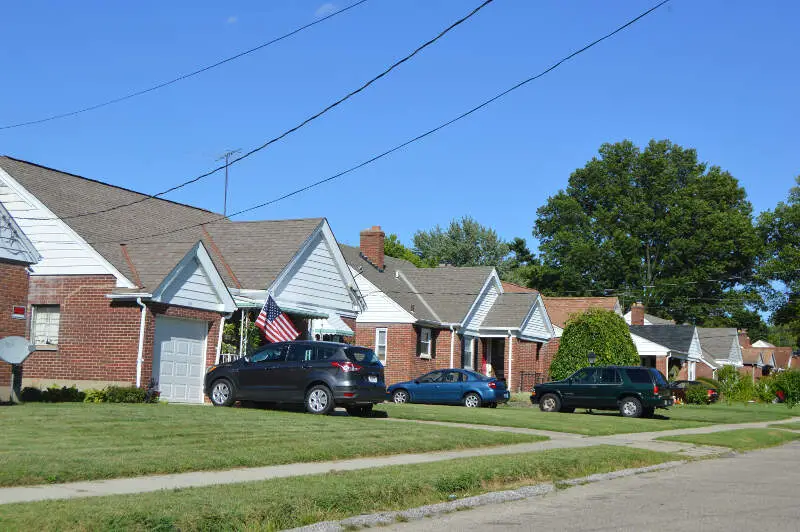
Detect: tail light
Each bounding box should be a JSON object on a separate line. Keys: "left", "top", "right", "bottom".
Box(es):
{"left": 488, "top": 381, "right": 497, "bottom": 389}
{"left": 331, "top": 361, "right": 362, "bottom": 373}
{"left": 654, "top": 385, "right": 659, "bottom": 394}
{"left": 707, "top": 389, "right": 714, "bottom": 397}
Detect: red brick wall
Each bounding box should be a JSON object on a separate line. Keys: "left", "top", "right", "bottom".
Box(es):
{"left": 23, "top": 275, "right": 222, "bottom": 388}
{"left": 656, "top": 356, "right": 668, "bottom": 377}
{"left": 695, "top": 361, "right": 715, "bottom": 379}
{"left": 0, "top": 262, "right": 30, "bottom": 390}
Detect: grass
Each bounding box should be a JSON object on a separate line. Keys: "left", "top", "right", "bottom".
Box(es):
{"left": 377, "top": 401, "right": 798, "bottom": 436}
{"left": 770, "top": 422, "right": 800, "bottom": 430}
{"left": 0, "top": 403, "right": 543, "bottom": 487}
{"left": 656, "top": 428, "right": 800, "bottom": 452}
{"left": 0, "top": 446, "right": 680, "bottom": 531}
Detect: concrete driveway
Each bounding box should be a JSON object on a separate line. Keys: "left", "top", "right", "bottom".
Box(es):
{"left": 384, "top": 441, "right": 800, "bottom": 532}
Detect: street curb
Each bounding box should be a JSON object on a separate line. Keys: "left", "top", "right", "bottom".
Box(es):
{"left": 288, "top": 460, "right": 687, "bottom": 531}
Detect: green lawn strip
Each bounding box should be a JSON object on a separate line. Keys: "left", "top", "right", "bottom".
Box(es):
{"left": 0, "top": 446, "right": 680, "bottom": 531}
{"left": 0, "top": 404, "right": 542, "bottom": 487}
{"left": 656, "top": 428, "right": 800, "bottom": 452}
{"left": 664, "top": 403, "right": 796, "bottom": 424}
{"left": 379, "top": 403, "right": 706, "bottom": 436}
{"left": 769, "top": 422, "right": 800, "bottom": 430}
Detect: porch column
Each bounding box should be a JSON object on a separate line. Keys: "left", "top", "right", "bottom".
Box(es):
{"left": 449, "top": 326, "right": 455, "bottom": 368}
{"left": 507, "top": 332, "right": 514, "bottom": 392}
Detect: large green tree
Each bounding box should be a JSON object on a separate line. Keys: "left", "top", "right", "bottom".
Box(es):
{"left": 534, "top": 139, "right": 762, "bottom": 324}
{"left": 757, "top": 176, "right": 800, "bottom": 346}
{"left": 413, "top": 216, "right": 510, "bottom": 268}
{"left": 384, "top": 233, "right": 435, "bottom": 268}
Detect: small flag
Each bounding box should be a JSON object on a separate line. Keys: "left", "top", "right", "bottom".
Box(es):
{"left": 255, "top": 296, "right": 300, "bottom": 343}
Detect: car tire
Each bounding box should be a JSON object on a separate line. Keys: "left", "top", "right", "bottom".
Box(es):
{"left": 488, "top": 402, "right": 498, "bottom": 408}
{"left": 642, "top": 407, "right": 655, "bottom": 418}
{"left": 560, "top": 407, "right": 575, "bottom": 413}
{"left": 305, "top": 384, "right": 334, "bottom": 415}
{"left": 619, "top": 396, "right": 643, "bottom": 418}
{"left": 463, "top": 392, "right": 482, "bottom": 408}
{"left": 539, "top": 393, "right": 561, "bottom": 413}
{"left": 392, "top": 389, "right": 410, "bottom": 404}
{"left": 209, "top": 379, "right": 235, "bottom": 407}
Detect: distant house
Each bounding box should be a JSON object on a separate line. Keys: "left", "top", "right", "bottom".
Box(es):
{"left": 341, "top": 227, "right": 554, "bottom": 390}
{"left": 738, "top": 330, "right": 793, "bottom": 380}
{"left": 628, "top": 324, "right": 712, "bottom": 380}
{"left": 697, "top": 328, "right": 743, "bottom": 370}
{"left": 0, "top": 156, "right": 364, "bottom": 403}
{"left": 0, "top": 200, "right": 41, "bottom": 401}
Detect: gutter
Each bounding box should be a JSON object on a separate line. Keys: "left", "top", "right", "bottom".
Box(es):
{"left": 135, "top": 298, "right": 147, "bottom": 388}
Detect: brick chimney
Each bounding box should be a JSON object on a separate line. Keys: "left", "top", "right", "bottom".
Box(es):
{"left": 631, "top": 302, "right": 645, "bottom": 326}
{"left": 738, "top": 329, "right": 751, "bottom": 348}
{"left": 359, "top": 226, "right": 385, "bottom": 270}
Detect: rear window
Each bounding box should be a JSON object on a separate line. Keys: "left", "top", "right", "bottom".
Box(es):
{"left": 463, "top": 370, "right": 492, "bottom": 381}
{"left": 625, "top": 368, "right": 653, "bottom": 384}
{"left": 649, "top": 368, "right": 668, "bottom": 386}
{"left": 345, "top": 347, "right": 381, "bottom": 366}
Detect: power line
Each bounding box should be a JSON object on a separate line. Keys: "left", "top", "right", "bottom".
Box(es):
{"left": 80, "top": 0, "right": 670, "bottom": 245}
{"left": 12, "top": 0, "right": 496, "bottom": 223}
{"left": 0, "top": 0, "right": 369, "bottom": 130}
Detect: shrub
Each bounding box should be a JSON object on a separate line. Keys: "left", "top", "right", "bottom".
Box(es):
{"left": 754, "top": 376, "right": 777, "bottom": 403}
{"left": 83, "top": 389, "right": 108, "bottom": 403}
{"left": 772, "top": 370, "right": 800, "bottom": 408}
{"left": 20, "top": 387, "right": 43, "bottom": 402}
{"left": 716, "top": 365, "right": 741, "bottom": 403}
{"left": 104, "top": 386, "right": 149, "bottom": 403}
{"left": 696, "top": 376, "right": 720, "bottom": 388}
{"left": 550, "top": 309, "right": 640, "bottom": 381}
{"left": 730, "top": 377, "right": 757, "bottom": 403}
{"left": 42, "top": 386, "right": 85, "bottom": 403}
{"left": 685, "top": 385, "right": 711, "bottom": 405}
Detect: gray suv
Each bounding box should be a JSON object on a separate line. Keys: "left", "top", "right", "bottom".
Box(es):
{"left": 204, "top": 341, "right": 385, "bottom": 415}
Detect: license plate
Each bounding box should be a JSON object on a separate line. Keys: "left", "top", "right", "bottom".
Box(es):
{"left": 368, "top": 375, "right": 378, "bottom": 383}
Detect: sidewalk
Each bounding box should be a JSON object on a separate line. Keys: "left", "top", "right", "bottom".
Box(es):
{"left": 1, "top": 416, "right": 797, "bottom": 505}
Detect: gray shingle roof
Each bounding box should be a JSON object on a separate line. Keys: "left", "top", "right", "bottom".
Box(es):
{"left": 629, "top": 325, "right": 696, "bottom": 354}
{"left": 0, "top": 157, "right": 325, "bottom": 292}
{"left": 697, "top": 328, "right": 738, "bottom": 361}
{"left": 645, "top": 313, "right": 675, "bottom": 325}
{"left": 482, "top": 292, "right": 539, "bottom": 328}
{"left": 340, "top": 244, "right": 493, "bottom": 325}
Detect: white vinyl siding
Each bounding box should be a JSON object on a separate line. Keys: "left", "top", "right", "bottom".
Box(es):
{"left": 32, "top": 305, "right": 60, "bottom": 346}
{"left": 351, "top": 268, "right": 416, "bottom": 324}
{"left": 462, "top": 282, "right": 500, "bottom": 332}
{"left": 375, "top": 328, "right": 388, "bottom": 364}
{"left": 157, "top": 258, "right": 222, "bottom": 311}
{"left": 419, "top": 328, "right": 432, "bottom": 359}
{"left": 521, "top": 301, "right": 551, "bottom": 340}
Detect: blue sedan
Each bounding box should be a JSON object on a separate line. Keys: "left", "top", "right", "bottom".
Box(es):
{"left": 387, "top": 368, "right": 510, "bottom": 408}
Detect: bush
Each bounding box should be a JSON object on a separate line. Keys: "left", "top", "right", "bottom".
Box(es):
{"left": 104, "top": 386, "right": 149, "bottom": 403}
{"left": 83, "top": 389, "right": 108, "bottom": 403}
{"left": 754, "top": 376, "right": 777, "bottom": 403}
{"left": 20, "top": 387, "right": 43, "bottom": 402}
{"left": 696, "top": 376, "right": 720, "bottom": 388}
{"left": 716, "top": 365, "right": 741, "bottom": 403}
{"left": 772, "top": 370, "right": 800, "bottom": 408}
{"left": 550, "top": 309, "right": 640, "bottom": 380}
{"left": 685, "top": 385, "right": 711, "bottom": 405}
{"left": 42, "top": 386, "right": 85, "bottom": 403}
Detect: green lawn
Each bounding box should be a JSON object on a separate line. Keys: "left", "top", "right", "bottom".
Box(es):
{"left": 656, "top": 428, "right": 800, "bottom": 452}
{"left": 0, "top": 404, "right": 543, "bottom": 487}
{"left": 770, "top": 422, "right": 800, "bottom": 430}
{"left": 0, "top": 446, "right": 680, "bottom": 531}
{"left": 378, "top": 403, "right": 706, "bottom": 436}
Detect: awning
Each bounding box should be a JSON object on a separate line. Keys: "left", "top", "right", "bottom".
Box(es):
{"left": 312, "top": 314, "right": 354, "bottom": 336}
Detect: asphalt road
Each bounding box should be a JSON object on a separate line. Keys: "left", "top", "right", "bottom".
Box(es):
{"left": 384, "top": 441, "right": 800, "bottom": 532}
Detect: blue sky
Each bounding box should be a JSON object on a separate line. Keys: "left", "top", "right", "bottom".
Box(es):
{"left": 1, "top": 0, "right": 798, "bottom": 250}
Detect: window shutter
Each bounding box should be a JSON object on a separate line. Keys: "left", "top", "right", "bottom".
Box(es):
{"left": 431, "top": 329, "right": 438, "bottom": 358}
{"left": 415, "top": 325, "right": 422, "bottom": 356}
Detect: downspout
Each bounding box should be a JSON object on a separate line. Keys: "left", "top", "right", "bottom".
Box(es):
{"left": 665, "top": 354, "right": 671, "bottom": 379}
{"left": 449, "top": 325, "right": 456, "bottom": 368}
{"left": 135, "top": 298, "right": 147, "bottom": 388}
{"left": 507, "top": 330, "right": 514, "bottom": 393}
{"left": 215, "top": 313, "right": 233, "bottom": 364}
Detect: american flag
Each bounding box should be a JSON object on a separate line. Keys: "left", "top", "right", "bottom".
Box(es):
{"left": 255, "top": 296, "right": 300, "bottom": 343}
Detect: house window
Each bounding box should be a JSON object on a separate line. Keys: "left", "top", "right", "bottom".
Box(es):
{"left": 375, "top": 328, "right": 388, "bottom": 364}
{"left": 419, "top": 328, "right": 432, "bottom": 359}
{"left": 32, "top": 305, "right": 60, "bottom": 347}
{"left": 462, "top": 335, "right": 474, "bottom": 369}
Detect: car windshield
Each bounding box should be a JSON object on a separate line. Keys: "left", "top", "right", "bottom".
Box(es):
{"left": 344, "top": 347, "right": 381, "bottom": 366}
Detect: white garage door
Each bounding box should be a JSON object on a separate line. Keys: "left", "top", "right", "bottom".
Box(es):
{"left": 153, "top": 316, "right": 207, "bottom": 404}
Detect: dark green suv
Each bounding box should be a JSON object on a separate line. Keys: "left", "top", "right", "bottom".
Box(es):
{"left": 530, "top": 366, "right": 673, "bottom": 418}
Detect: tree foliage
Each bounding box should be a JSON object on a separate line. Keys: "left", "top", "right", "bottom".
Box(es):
{"left": 533, "top": 139, "right": 762, "bottom": 325}
{"left": 757, "top": 176, "right": 800, "bottom": 346}
{"left": 550, "top": 309, "right": 640, "bottom": 380}
{"left": 383, "top": 233, "right": 435, "bottom": 268}
{"left": 413, "top": 216, "right": 509, "bottom": 268}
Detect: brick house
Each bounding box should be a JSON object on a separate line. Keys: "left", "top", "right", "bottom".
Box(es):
{"left": 738, "top": 330, "right": 793, "bottom": 380}
{"left": 0, "top": 201, "right": 41, "bottom": 401}
{"left": 340, "top": 227, "right": 554, "bottom": 391}
{"left": 0, "top": 157, "right": 363, "bottom": 403}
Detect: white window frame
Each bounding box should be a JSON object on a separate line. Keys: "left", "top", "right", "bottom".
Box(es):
{"left": 419, "top": 328, "right": 432, "bottom": 359}
{"left": 375, "top": 327, "right": 388, "bottom": 364}
{"left": 32, "top": 305, "right": 60, "bottom": 349}
{"left": 463, "top": 335, "right": 474, "bottom": 370}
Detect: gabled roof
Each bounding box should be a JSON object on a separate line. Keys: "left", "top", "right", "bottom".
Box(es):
{"left": 629, "top": 325, "right": 696, "bottom": 355}
{"left": 624, "top": 310, "right": 676, "bottom": 325}
{"left": 340, "top": 244, "right": 493, "bottom": 325}
{"left": 752, "top": 340, "right": 775, "bottom": 348}
{"left": 483, "top": 292, "right": 539, "bottom": 328}
{"left": 0, "top": 200, "right": 40, "bottom": 264}
{"left": 741, "top": 348, "right": 775, "bottom": 366}
{"left": 697, "top": 328, "right": 739, "bottom": 361}
{"left": 544, "top": 296, "right": 620, "bottom": 329}
{"left": 0, "top": 157, "right": 333, "bottom": 294}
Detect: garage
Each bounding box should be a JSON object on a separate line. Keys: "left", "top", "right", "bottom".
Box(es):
{"left": 153, "top": 316, "right": 208, "bottom": 404}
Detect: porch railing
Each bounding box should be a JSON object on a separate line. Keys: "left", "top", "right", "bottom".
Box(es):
{"left": 519, "top": 371, "right": 548, "bottom": 393}
{"left": 218, "top": 353, "right": 244, "bottom": 364}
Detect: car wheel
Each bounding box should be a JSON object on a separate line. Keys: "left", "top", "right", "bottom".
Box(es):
{"left": 539, "top": 393, "right": 561, "bottom": 413}
{"left": 463, "top": 392, "right": 482, "bottom": 408}
{"left": 210, "top": 379, "right": 235, "bottom": 407}
{"left": 619, "top": 396, "right": 643, "bottom": 418}
{"left": 642, "top": 407, "right": 655, "bottom": 418}
{"left": 392, "top": 389, "right": 410, "bottom": 404}
{"left": 488, "top": 402, "right": 498, "bottom": 409}
{"left": 305, "top": 385, "right": 334, "bottom": 415}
